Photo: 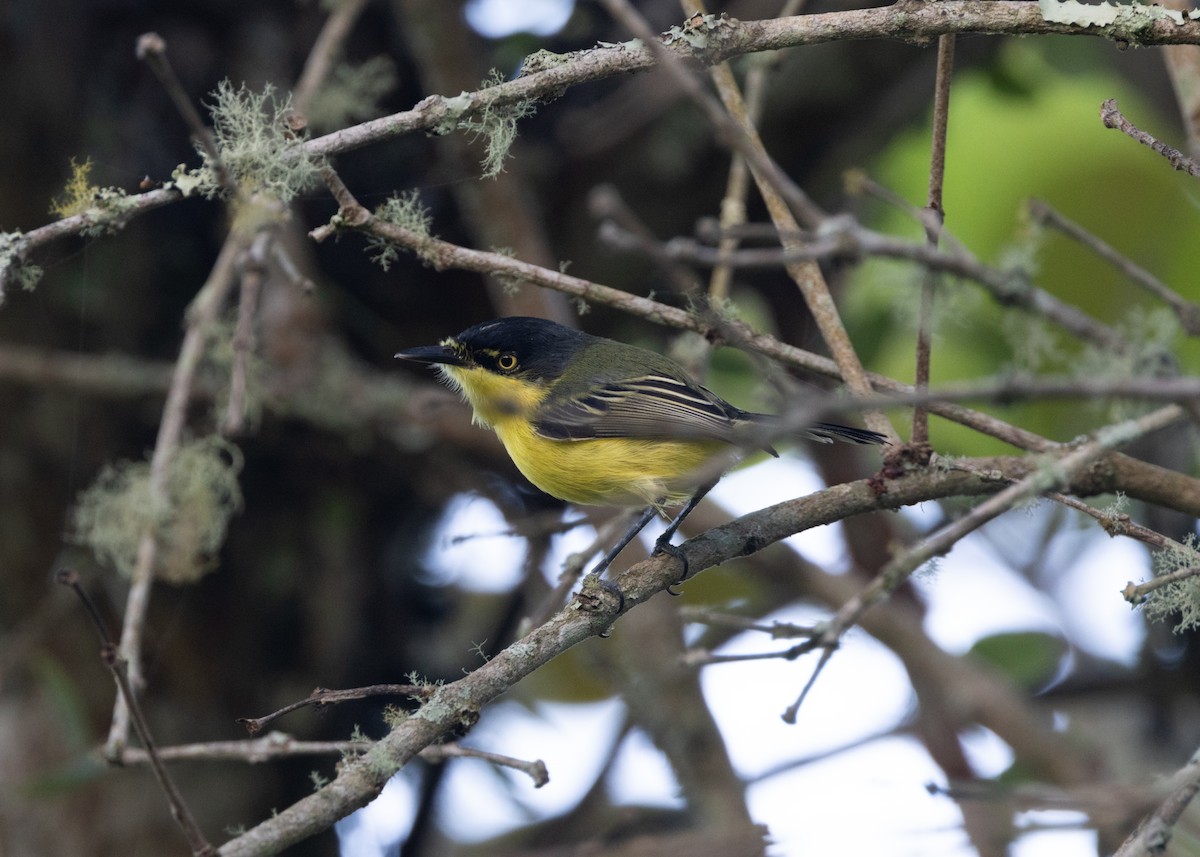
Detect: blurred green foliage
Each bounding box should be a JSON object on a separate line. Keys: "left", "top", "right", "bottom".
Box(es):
{"left": 845, "top": 41, "right": 1200, "bottom": 454}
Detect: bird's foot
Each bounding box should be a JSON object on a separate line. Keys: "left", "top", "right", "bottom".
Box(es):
{"left": 652, "top": 536, "right": 689, "bottom": 595}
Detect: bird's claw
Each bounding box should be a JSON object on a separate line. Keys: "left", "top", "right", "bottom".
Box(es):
{"left": 653, "top": 537, "right": 689, "bottom": 594}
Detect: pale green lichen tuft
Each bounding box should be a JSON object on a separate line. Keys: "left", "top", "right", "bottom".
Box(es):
{"left": 1077, "top": 305, "right": 1180, "bottom": 420}
{"left": 368, "top": 190, "right": 434, "bottom": 270}
{"left": 166, "top": 164, "right": 210, "bottom": 198}
{"left": 50, "top": 157, "right": 104, "bottom": 219}
{"left": 458, "top": 70, "right": 538, "bottom": 179}
{"left": 363, "top": 743, "right": 403, "bottom": 780}
{"left": 998, "top": 200, "right": 1045, "bottom": 283}
{"left": 1002, "top": 310, "right": 1064, "bottom": 376}
{"left": 71, "top": 436, "right": 244, "bottom": 584}
{"left": 1142, "top": 533, "right": 1200, "bottom": 632}
{"left": 1097, "top": 492, "right": 1130, "bottom": 533}
{"left": 382, "top": 704, "right": 407, "bottom": 729}
{"left": 306, "top": 56, "right": 397, "bottom": 132}
{"left": 0, "top": 230, "right": 42, "bottom": 296}
{"left": 48, "top": 157, "right": 140, "bottom": 238}
{"left": 202, "top": 80, "right": 321, "bottom": 202}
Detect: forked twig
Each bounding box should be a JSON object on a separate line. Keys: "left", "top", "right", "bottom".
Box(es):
{"left": 58, "top": 570, "right": 215, "bottom": 857}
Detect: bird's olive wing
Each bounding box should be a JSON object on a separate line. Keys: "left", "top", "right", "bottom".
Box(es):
{"left": 533, "top": 374, "right": 744, "bottom": 442}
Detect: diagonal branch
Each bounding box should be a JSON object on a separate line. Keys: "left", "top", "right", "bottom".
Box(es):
{"left": 14, "top": 2, "right": 1200, "bottom": 295}
{"left": 214, "top": 449, "right": 1184, "bottom": 854}
{"left": 783, "top": 404, "right": 1185, "bottom": 720}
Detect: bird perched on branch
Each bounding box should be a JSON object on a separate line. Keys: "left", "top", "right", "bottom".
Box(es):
{"left": 396, "top": 316, "right": 885, "bottom": 579}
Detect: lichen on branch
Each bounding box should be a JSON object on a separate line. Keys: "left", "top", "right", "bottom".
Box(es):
{"left": 199, "top": 80, "right": 323, "bottom": 202}
{"left": 71, "top": 435, "right": 244, "bottom": 584}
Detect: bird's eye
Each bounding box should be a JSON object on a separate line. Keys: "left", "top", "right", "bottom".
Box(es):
{"left": 496, "top": 353, "right": 518, "bottom": 371}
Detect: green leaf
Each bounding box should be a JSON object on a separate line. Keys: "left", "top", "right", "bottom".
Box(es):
{"left": 967, "top": 630, "right": 1067, "bottom": 690}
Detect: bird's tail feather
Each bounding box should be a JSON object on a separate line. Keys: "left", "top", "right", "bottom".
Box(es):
{"left": 803, "top": 422, "right": 888, "bottom": 445}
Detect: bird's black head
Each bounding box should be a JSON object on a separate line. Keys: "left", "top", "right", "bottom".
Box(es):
{"left": 395, "top": 317, "right": 596, "bottom": 382}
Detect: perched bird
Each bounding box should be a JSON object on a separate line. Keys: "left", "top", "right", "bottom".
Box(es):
{"left": 396, "top": 316, "right": 885, "bottom": 575}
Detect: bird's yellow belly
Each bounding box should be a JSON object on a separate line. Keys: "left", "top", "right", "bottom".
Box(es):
{"left": 441, "top": 364, "right": 729, "bottom": 507}
{"left": 493, "top": 418, "right": 724, "bottom": 508}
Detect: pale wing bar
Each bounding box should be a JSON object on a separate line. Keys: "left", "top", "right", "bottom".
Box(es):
{"left": 534, "top": 374, "right": 743, "bottom": 442}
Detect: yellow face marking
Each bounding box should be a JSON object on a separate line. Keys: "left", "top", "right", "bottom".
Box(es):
{"left": 440, "top": 364, "right": 547, "bottom": 428}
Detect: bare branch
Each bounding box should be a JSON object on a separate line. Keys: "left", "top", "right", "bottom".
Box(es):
{"left": 914, "top": 35, "right": 955, "bottom": 445}
{"left": 1028, "top": 198, "right": 1200, "bottom": 335}
{"left": 58, "top": 571, "right": 215, "bottom": 856}
{"left": 291, "top": 0, "right": 371, "bottom": 118}
{"left": 16, "top": 3, "right": 1194, "bottom": 292}
{"left": 606, "top": 214, "right": 1136, "bottom": 356}
{"left": 117, "top": 735, "right": 550, "bottom": 787}
{"left": 137, "top": 33, "right": 228, "bottom": 188}
{"left": 1113, "top": 750, "right": 1200, "bottom": 856}
{"left": 221, "top": 232, "right": 270, "bottom": 436}
{"left": 238, "top": 684, "right": 435, "bottom": 736}
{"left": 106, "top": 234, "right": 247, "bottom": 757}
{"left": 1123, "top": 564, "right": 1200, "bottom": 604}
{"left": 784, "top": 404, "right": 1187, "bottom": 721}
{"left": 1102, "top": 97, "right": 1200, "bottom": 176}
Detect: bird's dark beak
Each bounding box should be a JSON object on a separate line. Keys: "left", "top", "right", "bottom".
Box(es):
{"left": 394, "top": 344, "right": 467, "bottom": 367}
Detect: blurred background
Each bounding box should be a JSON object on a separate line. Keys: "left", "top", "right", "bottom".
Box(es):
{"left": 1, "top": 0, "right": 1198, "bottom": 855}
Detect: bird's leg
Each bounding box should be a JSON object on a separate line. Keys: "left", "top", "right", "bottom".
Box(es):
{"left": 589, "top": 504, "right": 658, "bottom": 578}
{"left": 654, "top": 479, "right": 718, "bottom": 586}
{"left": 587, "top": 479, "right": 717, "bottom": 603}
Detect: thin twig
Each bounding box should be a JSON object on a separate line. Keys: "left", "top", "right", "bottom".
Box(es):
{"left": 119, "top": 734, "right": 370, "bottom": 763}
{"left": 270, "top": 241, "right": 316, "bottom": 293}
{"left": 926, "top": 37, "right": 954, "bottom": 226}
{"left": 136, "top": 33, "right": 228, "bottom": 188}
{"left": 1113, "top": 749, "right": 1200, "bottom": 856}
{"left": 57, "top": 571, "right": 215, "bottom": 857}
{"left": 11, "top": 3, "right": 1200, "bottom": 298}
{"left": 1028, "top": 198, "right": 1200, "bottom": 335}
{"left": 682, "top": 644, "right": 818, "bottom": 667}
{"left": 425, "top": 743, "right": 550, "bottom": 788}
{"left": 1101, "top": 97, "right": 1200, "bottom": 177}
{"left": 1123, "top": 565, "right": 1200, "bottom": 605}
{"left": 914, "top": 35, "right": 955, "bottom": 446}
{"left": 607, "top": 214, "right": 1135, "bottom": 356}
{"left": 599, "top": 0, "right": 895, "bottom": 442}
{"left": 117, "top": 734, "right": 550, "bottom": 786}
{"left": 1045, "top": 491, "right": 1184, "bottom": 551}
{"left": 678, "top": 606, "right": 819, "bottom": 638}
{"left": 783, "top": 404, "right": 1186, "bottom": 722}
{"left": 930, "top": 776, "right": 1174, "bottom": 825}
{"left": 292, "top": 0, "right": 371, "bottom": 117}
{"left": 238, "top": 684, "right": 436, "bottom": 736}
{"left": 848, "top": 171, "right": 951, "bottom": 237}
{"left": 222, "top": 231, "right": 270, "bottom": 436}
{"left": 106, "top": 232, "right": 246, "bottom": 756}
